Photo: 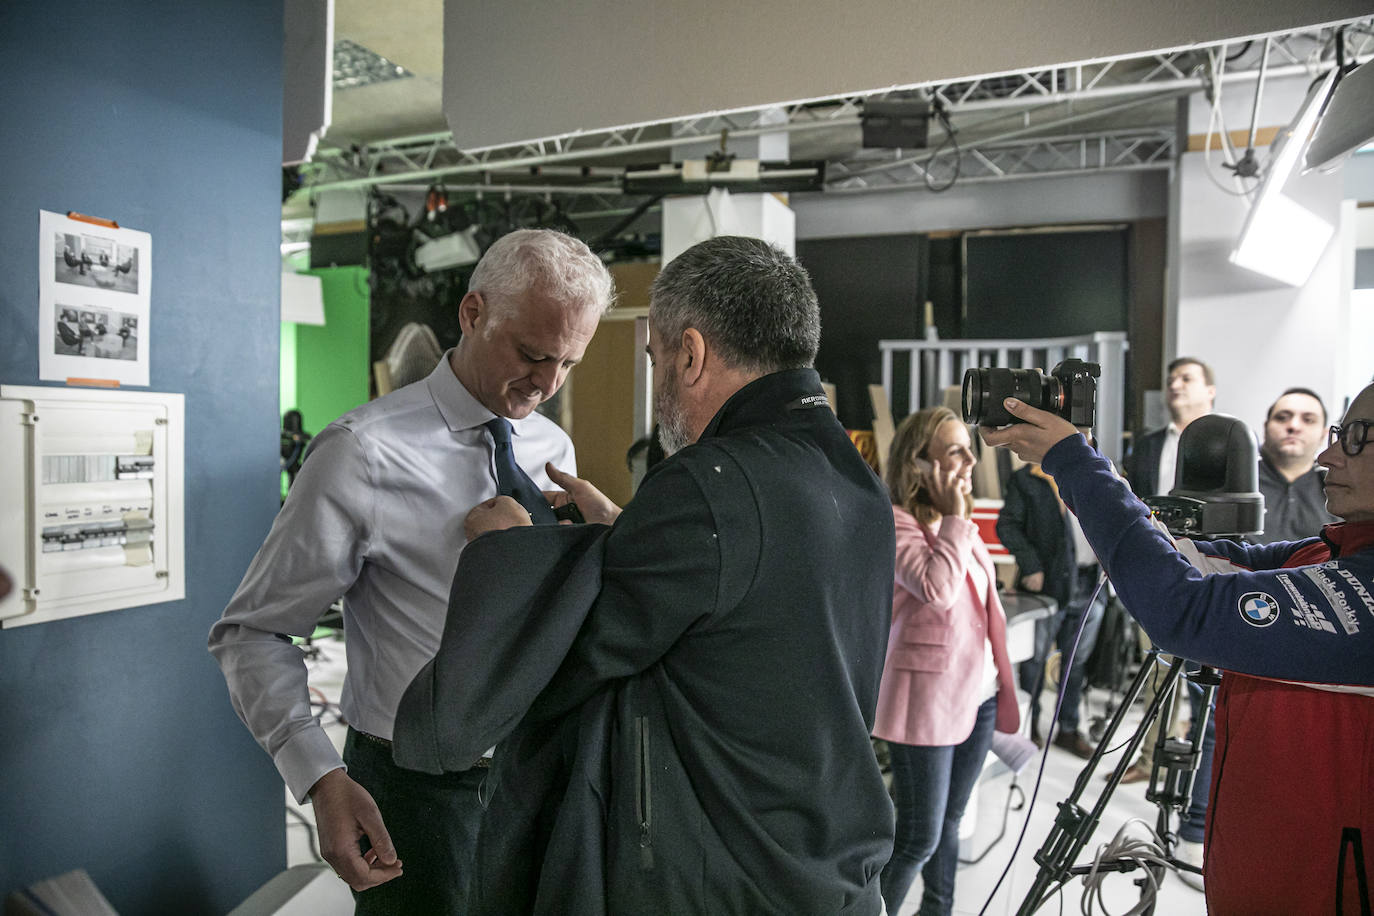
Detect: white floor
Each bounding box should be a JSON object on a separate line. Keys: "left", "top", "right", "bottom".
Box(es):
{"left": 286, "top": 633, "right": 1207, "bottom": 915}
{"left": 916, "top": 712, "right": 1207, "bottom": 916}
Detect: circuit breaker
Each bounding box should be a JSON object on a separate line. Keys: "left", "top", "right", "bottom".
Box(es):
{"left": 0, "top": 386, "right": 185, "bottom": 627}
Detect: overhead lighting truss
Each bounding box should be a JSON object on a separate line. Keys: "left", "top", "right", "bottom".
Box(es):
{"left": 299, "top": 17, "right": 1371, "bottom": 199}
{"left": 826, "top": 128, "right": 1176, "bottom": 192}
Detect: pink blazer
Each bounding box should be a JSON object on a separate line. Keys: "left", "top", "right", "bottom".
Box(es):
{"left": 872, "top": 506, "right": 1020, "bottom": 747}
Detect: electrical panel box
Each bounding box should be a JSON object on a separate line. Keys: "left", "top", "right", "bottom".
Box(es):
{"left": 0, "top": 386, "right": 185, "bottom": 627}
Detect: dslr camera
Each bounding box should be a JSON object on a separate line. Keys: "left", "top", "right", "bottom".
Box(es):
{"left": 961, "top": 358, "right": 1100, "bottom": 427}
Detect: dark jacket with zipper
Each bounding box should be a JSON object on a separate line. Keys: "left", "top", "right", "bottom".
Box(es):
{"left": 395, "top": 368, "right": 896, "bottom": 915}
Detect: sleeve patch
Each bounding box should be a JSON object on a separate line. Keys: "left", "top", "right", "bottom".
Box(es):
{"left": 1238, "top": 592, "right": 1281, "bottom": 627}
{"left": 1301, "top": 567, "right": 1366, "bottom": 635}
{"left": 1276, "top": 573, "right": 1338, "bottom": 633}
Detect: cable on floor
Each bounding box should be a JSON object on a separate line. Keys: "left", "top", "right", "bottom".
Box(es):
{"left": 1078, "top": 819, "right": 1171, "bottom": 916}
{"left": 286, "top": 805, "right": 324, "bottom": 863}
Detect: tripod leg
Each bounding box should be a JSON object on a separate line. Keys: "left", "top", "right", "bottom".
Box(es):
{"left": 1017, "top": 652, "right": 1187, "bottom": 914}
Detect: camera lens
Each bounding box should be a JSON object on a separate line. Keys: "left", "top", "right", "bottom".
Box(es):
{"left": 961, "top": 369, "right": 986, "bottom": 425}
{"left": 962, "top": 359, "right": 1100, "bottom": 427}
{"left": 961, "top": 367, "right": 1056, "bottom": 426}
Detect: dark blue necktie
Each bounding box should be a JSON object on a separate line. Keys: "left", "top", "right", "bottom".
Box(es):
{"left": 484, "top": 417, "right": 557, "bottom": 525}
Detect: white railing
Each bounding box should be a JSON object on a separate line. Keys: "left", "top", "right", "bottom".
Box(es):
{"left": 878, "top": 331, "right": 1129, "bottom": 466}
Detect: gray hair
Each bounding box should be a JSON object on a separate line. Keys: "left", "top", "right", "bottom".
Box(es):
{"left": 468, "top": 228, "right": 615, "bottom": 320}
{"left": 649, "top": 236, "right": 820, "bottom": 373}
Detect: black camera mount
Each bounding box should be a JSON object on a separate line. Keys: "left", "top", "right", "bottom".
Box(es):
{"left": 1016, "top": 649, "right": 1215, "bottom": 914}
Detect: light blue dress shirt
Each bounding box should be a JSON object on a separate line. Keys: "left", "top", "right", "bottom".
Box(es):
{"left": 209, "top": 352, "right": 575, "bottom": 802}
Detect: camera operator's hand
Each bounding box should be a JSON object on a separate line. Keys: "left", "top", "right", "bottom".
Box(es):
{"left": 979, "top": 398, "right": 1083, "bottom": 464}
{"left": 544, "top": 464, "right": 622, "bottom": 525}
{"left": 465, "top": 496, "right": 533, "bottom": 541}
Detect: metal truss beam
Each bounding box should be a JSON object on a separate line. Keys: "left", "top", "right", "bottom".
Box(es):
{"left": 299, "top": 17, "right": 1370, "bottom": 197}
{"left": 825, "top": 128, "right": 1175, "bottom": 192}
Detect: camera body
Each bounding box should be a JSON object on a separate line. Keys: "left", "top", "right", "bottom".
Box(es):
{"left": 962, "top": 358, "right": 1100, "bottom": 427}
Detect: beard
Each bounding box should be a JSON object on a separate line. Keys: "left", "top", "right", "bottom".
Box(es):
{"left": 655, "top": 370, "right": 692, "bottom": 456}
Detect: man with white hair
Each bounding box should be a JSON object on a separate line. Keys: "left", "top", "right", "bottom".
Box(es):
{"left": 209, "top": 229, "right": 614, "bottom": 913}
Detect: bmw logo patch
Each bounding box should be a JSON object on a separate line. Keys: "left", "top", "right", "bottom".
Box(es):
{"left": 1238, "top": 592, "right": 1281, "bottom": 627}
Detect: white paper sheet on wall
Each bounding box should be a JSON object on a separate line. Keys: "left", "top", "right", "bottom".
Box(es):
{"left": 38, "top": 210, "right": 152, "bottom": 387}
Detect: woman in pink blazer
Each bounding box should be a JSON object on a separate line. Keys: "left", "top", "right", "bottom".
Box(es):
{"left": 874, "top": 406, "right": 1020, "bottom": 916}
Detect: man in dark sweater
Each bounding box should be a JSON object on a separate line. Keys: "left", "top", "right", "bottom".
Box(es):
{"left": 1256, "top": 387, "right": 1338, "bottom": 544}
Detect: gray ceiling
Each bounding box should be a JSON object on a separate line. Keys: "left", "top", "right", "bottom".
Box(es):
{"left": 303, "top": 4, "right": 1372, "bottom": 230}
{"left": 329, "top": 0, "right": 446, "bottom": 145}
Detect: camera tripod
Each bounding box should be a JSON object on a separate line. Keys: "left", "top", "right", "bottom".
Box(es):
{"left": 1015, "top": 646, "right": 1219, "bottom": 914}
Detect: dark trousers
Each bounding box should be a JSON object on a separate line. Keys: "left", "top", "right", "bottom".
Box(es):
{"left": 1021, "top": 566, "right": 1106, "bottom": 734}
{"left": 343, "top": 727, "right": 487, "bottom": 916}
{"left": 881, "top": 697, "right": 998, "bottom": 916}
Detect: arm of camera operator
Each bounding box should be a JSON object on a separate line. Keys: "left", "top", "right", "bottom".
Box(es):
{"left": 982, "top": 397, "right": 1374, "bottom": 687}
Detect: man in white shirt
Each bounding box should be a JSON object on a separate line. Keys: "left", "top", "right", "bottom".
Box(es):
{"left": 1124, "top": 357, "right": 1215, "bottom": 500}
{"left": 1118, "top": 356, "right": 1217, "bottom": 887}
{"left": 209, "top": 229, "right": 614, "bottom": 913}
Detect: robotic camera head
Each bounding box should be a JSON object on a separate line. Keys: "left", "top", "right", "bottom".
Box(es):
{"left": 1144, "top": 414, "right": 1265, "bottom": 538}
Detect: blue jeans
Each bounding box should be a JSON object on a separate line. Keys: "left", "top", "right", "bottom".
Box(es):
{"left": 1021, "top": 567, "right": 1106, "bottom": 733}
{"left": 1178, "top": 679, "right": 1216, "bottom": 844}
{"left": 881, "top": 697, "right": 998, "bottom": 916}
{"left": 343, "top": 728, "right": 488, "bottom": 916}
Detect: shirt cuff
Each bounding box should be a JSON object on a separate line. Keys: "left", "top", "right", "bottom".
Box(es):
{"left": 275, "top": 724, "right": 346, "bottom": 804}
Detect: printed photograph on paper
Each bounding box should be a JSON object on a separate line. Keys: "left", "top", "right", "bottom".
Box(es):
{"left": 53, "top": 305, "right": 139, "bottom": 362}
{"left": 39, "top": 209, "right": 152, "bottom": 386}
{"left": 53, "top": 232, "right": 140, "bottom": 294}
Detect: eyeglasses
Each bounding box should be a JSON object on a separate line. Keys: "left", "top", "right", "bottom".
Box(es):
{"left": 1328, "top": 420, "right": 1372, "bottom": 456}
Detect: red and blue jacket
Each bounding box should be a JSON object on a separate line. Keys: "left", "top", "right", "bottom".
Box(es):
{"left": 1043, "top": 434, "right": 1374, "bottom": 915}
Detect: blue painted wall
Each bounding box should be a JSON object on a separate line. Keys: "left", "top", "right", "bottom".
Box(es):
{"left": 0, "top": 2, "right": 287, "bottom": 912}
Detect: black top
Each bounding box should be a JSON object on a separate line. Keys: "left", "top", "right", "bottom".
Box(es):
{"left": 1255, "top": 455, "right": 1338, "bottom": 545}
{"left": 1122, "top": 426, "right": 1167, "bottom": 499}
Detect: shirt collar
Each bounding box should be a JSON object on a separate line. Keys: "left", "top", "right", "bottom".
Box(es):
{"left": 1319, "top": 520, "right": 1374, "bottom": 558}
{"left": 424, "top": 348, "right": 538, "bottom": 436}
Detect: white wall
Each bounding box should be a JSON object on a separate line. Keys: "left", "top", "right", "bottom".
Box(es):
{"left": 1343, "top": 201, "right": 1374, "bottom": 409}
{"left": 1172, "top": 147, "right": 1348, "bottom": 432}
